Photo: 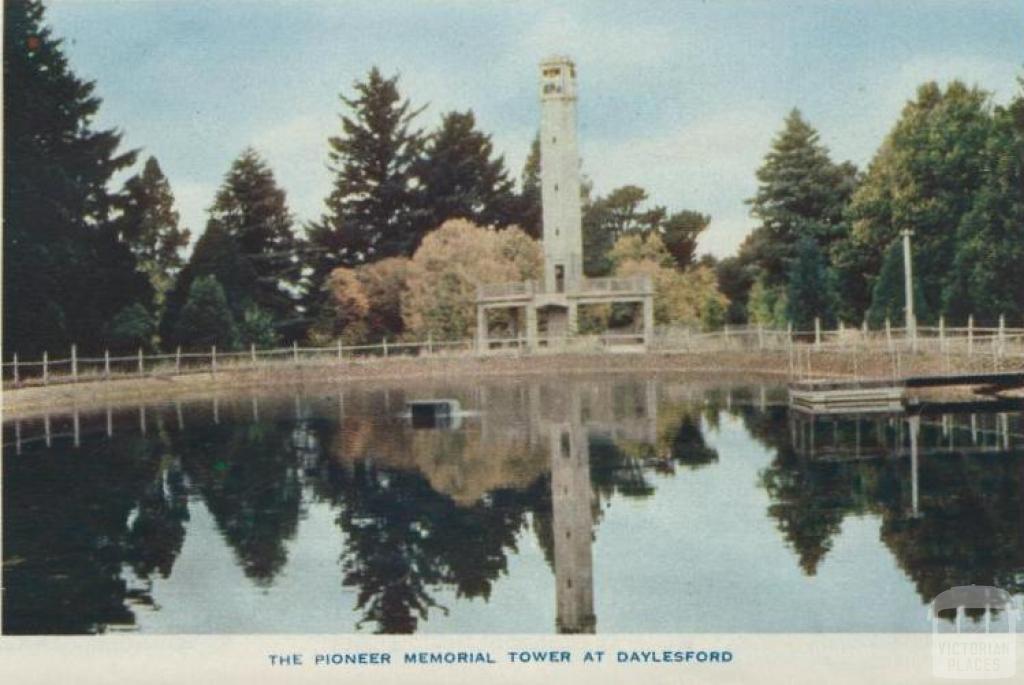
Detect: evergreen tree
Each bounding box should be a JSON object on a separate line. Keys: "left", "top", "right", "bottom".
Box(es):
{"left": 415, "top": 110, "right": 518, "bottom": 233}
{"left": 583, "top": 185, "right": 655, "bottom": 276}
{"left": 865, "top": 241, "right": 928, "bottom": 328}
{"left": 715, "top": 256, "right": 755, "bottom": 324}
{"left": 161, "top": 151, "right": 299, "bottom": 346}
{"left": 174, "top": 275, "right": 237, "bottom": 350}
{"left": 108, "top": 302, "right": 156, "bottom": 353}
{"left": 3, "top": 0, "right": 148, "bottom": 356}
{"left": 744, "top": 109, "right": 858, "bottom": 288}
{"left": 307, "top": 67, "right": 426, "bottom": 288}
{"left": 116, "top": 156, "right": 191, "bottom": 308}
{"left": 834, "top": 81, "right": 993, "bottom": 323}
{"left": 785, "top": 237, "right": 837, "bottom": 330}
{"left": 160, "top": 224, "right": 254, "bottom": 347}
{"left": 662, "top": 210, "right": 710, "bottom": 270}
{"left": 515, "top": 134, "right": 542, "bottom": 238}
{"left": 207, "top": 148, "right": 299, "bottom": 322}
{"left": 237, "top": 305, "right": 279, "bottom": 349}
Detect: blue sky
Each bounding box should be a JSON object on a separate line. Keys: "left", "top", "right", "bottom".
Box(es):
{"left": 46, "top": 0, "right": 1023, "bottom": 257}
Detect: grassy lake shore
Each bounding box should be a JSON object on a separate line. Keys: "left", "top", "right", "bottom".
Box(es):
{"left": 3, "top": 349, "right": 1019, "bottom": 420}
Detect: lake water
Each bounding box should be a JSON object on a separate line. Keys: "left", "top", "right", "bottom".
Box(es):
{"left": 3, "top": 375, "right": 1022, "bottom": 634}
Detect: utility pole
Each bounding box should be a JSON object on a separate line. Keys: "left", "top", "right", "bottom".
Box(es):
{"left": 901, "top": 228, "right": 916, "bottom": 350}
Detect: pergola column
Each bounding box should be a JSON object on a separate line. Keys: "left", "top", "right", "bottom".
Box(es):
{"left": 642, "top": 295, "right": 655, "bottom": 349}
{"left": 476, "top": 305, "right": 488, "bottom": 354}
{"left": 526, "top": 304, "right": 539, "bottom": 351}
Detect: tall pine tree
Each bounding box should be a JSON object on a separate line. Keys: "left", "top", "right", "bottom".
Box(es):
{"left": 161, "top": 149, "right": 298, "bottom": 346}
{"left": 307, "top": 68, "right": 426, "bottom": 292}
{"left": 785, "top": 237, "right": 837, "bottom": 329}
{"left": 414, "top": 110, "right": 518, "bottom": 233}
{"left": 744, "top": 109, "right": 858, "bottom": 288}
{"left": 115, "top": 156, "right": 191, "bottom": 309}
{"left": 514, "top": 134, "right": 542, "bottom": 238}
{"left": 4, "top": 0, "right": 149, "bottom": 356}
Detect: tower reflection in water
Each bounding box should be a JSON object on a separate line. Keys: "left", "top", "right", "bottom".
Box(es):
{"left": 3, "top": 377, "right": 1020, "bottom": 635}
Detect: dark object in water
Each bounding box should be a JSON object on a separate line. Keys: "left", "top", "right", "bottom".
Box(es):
{"left": 407, "top": 399, "right": 462, "bottom": 429}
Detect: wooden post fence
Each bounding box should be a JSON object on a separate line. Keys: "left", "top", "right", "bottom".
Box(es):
{"left": 175, "top": 346, "right": 182, "bottom": 374}
{"left": 138, "top": 348, "right": 144, "bottom": 376}
{"left": 293, "top": 341, "right": 299, "bottom": 365}
{"left": 383, "top": 337, "right": 389, "bottom": 357}
{"left": 104, "top": 350, "right": 111, "bottom": 379}
{"left": 885, "top": 318, "right": 892, "bottom": 351}
{"left": 337, "top": 339, "right": 343, "bottom": 361}
{"left": 814, "top": 317, "right": 821, "bottom": 351}
{"left": 71, "top": 344, "right": 78, "bottom": 382}
{"left": 999, "top": 314, "right": 1006, "bottom": 357}
{"left": 12, "top": 353, "right": 18, "bottom": 387}
{"left": 967, "top": 315, "right": 974, "bottom": 357}
{"left": 211, "top": 345, "right": 217, "bottom": 377}
{"left": 42, "top": 351, "right": 48, "bottom": 385}
{"left": 251, "top": 343, "right": 257, "bottom": 367}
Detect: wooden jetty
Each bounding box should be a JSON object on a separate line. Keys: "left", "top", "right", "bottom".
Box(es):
{"left": 789, "top": 371, "right": 1024, "bottom": 414}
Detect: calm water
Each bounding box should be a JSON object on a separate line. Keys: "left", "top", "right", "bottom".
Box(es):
{"left": 2, "top": 375, "right": 1022, "bottom": 634}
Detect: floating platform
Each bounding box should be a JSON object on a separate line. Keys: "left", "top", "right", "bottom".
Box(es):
{"left": 789, "top": 371, "right": 1024, "bottom": 415}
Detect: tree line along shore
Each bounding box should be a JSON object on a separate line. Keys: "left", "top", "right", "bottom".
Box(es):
{"left": 6, "top": 1, "right": 1023, "bottom": 368}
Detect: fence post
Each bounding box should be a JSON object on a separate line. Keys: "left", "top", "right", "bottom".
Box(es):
{"left": 137, "top": 347, "right": 144, "bottom": 376}
{"left": 212, "top": 345, "right": 217, "bottom": 376}
{"left": 337, "top": 338, "right": 343, "bottom": 361}
{"left": 967, "top": 315, "right": 974, "bottom": 357}
{"left": 43, "top": 351, "right": 49, "bottom": 385}
{"left": 383, "top": 337, "right": 389, "bottom": 357}
{"left": 293, "top": 340, "right": 299, "bottom": 365}
{"left": 71, "top": 344, "right": 78, "bottom": 382}
{"left": 104, "top": 349, "right": 110, "bottom": 379}
{"left": 175, "top": 346, "right": 182, "bottom": 374}
{"left": 885, "top": 317, "right": 892, "bottom": 351}
{"left": 814, "top": 317, "right": 821, "bottom": 351}
{"left": 428, "top": 332, "right": 433, "bottom": 355}
{"left": 998, "top": 314, "right": 1006, "bottom": 358}
{"left": 757, "top": 323, "right": 764, "bottom": 351}
{"left": 12, "top": 353, "right": 19, "bottom": 387}
{"left": 251, "top": 343, "right": 257, "bottom": 367}
{"left": 939, "top": 315, "right": 945, "bottom": 352}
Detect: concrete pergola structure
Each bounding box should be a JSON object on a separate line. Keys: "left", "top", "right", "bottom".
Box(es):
{"left": 475, "top": 55, "right": 654, "bottom": 352}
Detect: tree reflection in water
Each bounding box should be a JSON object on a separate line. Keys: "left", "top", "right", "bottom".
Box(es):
{"left": 1, "top": 380, "right": 1020, "bottom": 635}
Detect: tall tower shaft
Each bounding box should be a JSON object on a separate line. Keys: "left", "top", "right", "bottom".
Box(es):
{"left": 539, "top": 56, "right": 584, "bottom": 293}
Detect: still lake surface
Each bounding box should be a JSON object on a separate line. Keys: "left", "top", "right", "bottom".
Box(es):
{"left": 3, "top": 374, "right": 1022, "bottom": 634}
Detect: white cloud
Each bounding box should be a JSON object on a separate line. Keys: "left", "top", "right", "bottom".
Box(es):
{"left": 582, "top": 107, "right": 779, "bottom": 257}
{"left": 169, "top": 179, "right": 215, "bottom": 253}
{"left": 828, "top": 54, "right": 1021, "bottom": 167}
{"left": 252, "top": 114, "right": 337, "bottom": 237}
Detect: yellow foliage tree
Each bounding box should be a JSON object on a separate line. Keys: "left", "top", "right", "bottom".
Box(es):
{"left": 313, "top": 267, "right": 370, "bottom": 344}
{"left": 611, "top": 233, "right": 728, "bottom": 329}
{"left": 402, "top": 219, "right": 542, "bottom": 339}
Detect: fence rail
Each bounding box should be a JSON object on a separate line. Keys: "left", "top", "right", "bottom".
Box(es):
{"left": 4, "top": 318, "right": 1024, "bottom": 390}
